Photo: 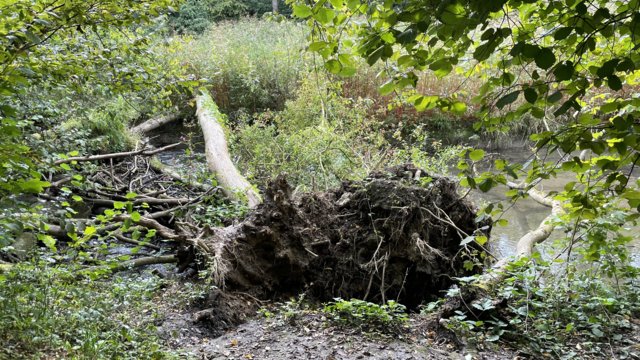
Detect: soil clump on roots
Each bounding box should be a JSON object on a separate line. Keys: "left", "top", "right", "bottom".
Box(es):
{"left": 198, "top": 165, "right": 489, "bottom": 329}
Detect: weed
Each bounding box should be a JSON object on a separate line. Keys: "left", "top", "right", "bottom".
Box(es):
{"left": 323, "top": 298, "right": 408, "bottom": 333}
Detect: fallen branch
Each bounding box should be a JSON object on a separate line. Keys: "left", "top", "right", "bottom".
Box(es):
{"left": 54, "top": 143, "right": 182, "bottom": 165}
{"left": 150, "top": 159, "right": 214, "bottom": 192}
{"left": 84, "top": 196, "right": 193, "bottom": 207}
{"left": 131, "top": 112, "right": 183, "bottom": 134}
{"left": 481, "top": 181, "right": 565, "bottom": 282}
{"left": 115, "top": 215, "right": 185, "bottom": 242}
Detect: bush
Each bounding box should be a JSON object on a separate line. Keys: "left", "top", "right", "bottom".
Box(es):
{"left": 444, "top": 259, "right": 640, "bottom": 358}
{"left": 231, "top": 74, "right": 385, "bottom": 190}
{"left": 59, "top": 96, "right": 140, "bottom": 153}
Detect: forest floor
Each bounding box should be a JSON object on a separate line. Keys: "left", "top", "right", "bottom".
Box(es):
{"left": 158, "top": 290, "right": 517, "bottom": 360}
{"left": 153, "top": 280, "right": 519, "bottom": 360}
{"left": 147, "top": 278, "right": 640, "bottom": 360}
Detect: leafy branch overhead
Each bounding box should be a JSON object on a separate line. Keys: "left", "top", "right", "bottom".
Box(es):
{"left": 290, "top": 0, "right": 640, "bottom": 262}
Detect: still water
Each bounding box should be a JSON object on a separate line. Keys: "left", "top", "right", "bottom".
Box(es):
{"left": 475, "top": 146, "right": 640, "bottom": 267}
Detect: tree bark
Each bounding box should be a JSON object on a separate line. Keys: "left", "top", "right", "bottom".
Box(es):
{"left": 196, "top": 90, "right": 261, "bottom": 208}
{"left": 131, "top": 112, "right": 182, "bottom": 134}
{"left": 272, "top": 0, "right": 279, "bottom": 13}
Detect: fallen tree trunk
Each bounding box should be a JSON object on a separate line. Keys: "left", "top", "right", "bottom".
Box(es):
{"left": 482, "top": 182, "right": 564, "bottom": 281}
{"left": 131, "top": 112, "right": 183, "bottom": 134}
{"left": 196, "top": 90, "right": 261, "bottom": 208}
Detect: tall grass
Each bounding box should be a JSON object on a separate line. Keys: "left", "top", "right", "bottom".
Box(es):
{"left": 166, "top": 18, "right": 309, "bottom": 117}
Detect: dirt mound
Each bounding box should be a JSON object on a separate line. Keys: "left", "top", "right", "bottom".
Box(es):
{"left": 208, "top": 164, "right": 489, "bottom": 310}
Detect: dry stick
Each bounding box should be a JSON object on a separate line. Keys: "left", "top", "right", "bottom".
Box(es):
{"left": 54, "top": 143, "right": 182, "bottom": 165}
{"left": 115, "top": 214, "right": 185, "bottom": 242}
{"left": 112, "top": 232, "right": 161, "bottom": 250}
{"left": 150, "top": 160, "right": 213, "bottom": 192}
{"left": 46, "top": 223, "right": 158, "bottom": 250}
{"left": 83, "top": 196, "right": 193, "bottom": 207}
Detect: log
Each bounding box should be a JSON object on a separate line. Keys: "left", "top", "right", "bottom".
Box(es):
{"left": 196, "top": 90, "right": 261, "bottom": 208}
{"left": 485, "top": 182, "right": 565, "bottom": 278}
{"left": 90, "top": 255, "right": 178, "bottom": 274}
{"left": 131, "top": 112, "right": 182, "bottom": 134}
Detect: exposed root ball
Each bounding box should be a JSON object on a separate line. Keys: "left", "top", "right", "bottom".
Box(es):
{"left": 205, "top": 165, "right": 489, "bottom": 309}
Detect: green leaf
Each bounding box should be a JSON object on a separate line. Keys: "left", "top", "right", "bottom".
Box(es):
{"left": 314, "top": 7, "right": 336, "bottom": 24}
{"left": 553, "top": 27, "right": 573, "bottom": 40}
{"left": 17, "top": 179, "right": 50, "bottom": 193}
{"left": 597, "top": 59, "right": 619, "bottom": 78}
{"left": 469, "top": 149, "right": 485, "bottom": 161}
{"left": 534, "top": 48, "right": 556, "bottom": 69}
{"left": 414, "top": 95, "right": 439, "bottom": 111}
{"left": 84, "top": 226, "right": 96, "bottom": 236}
{"left": 292, "top": 4, "right": 313, "bottom": 18}
{"left": 113, "top": 201, "right": 126, "bottom": 209}
{"left": 450, "top": 101, "right": 467, "bottom": 114}
{"left": 325, "top": 59, "right": 342, "bottom": 74}
{"left": 607, "top": 75, "right": 622, "bottom": 91}
{"left": 38, "top": 234, "right": 57, "bottom": 252}
{"left": 379, "top": 81, "right": 396, "bottom": 96}
{"left": 524, "top": 88, "right": 538, "bottom": 104}
{"left": 496, "top": 91, "right": 520, "bottom": 109}
{"left": 553, "top": 62, "right": 574, "bottom": 81}
{"left": 440, "top": 2, "right": 466, "bottom": 24}
{"left": 131, "top": 211, "right": 141, "bottom": 222}
{"left": 125, "top": 192, "right": 137, "bottom": 199}
{"left": 547, "top": 91, "right": 563, "bottom": 103}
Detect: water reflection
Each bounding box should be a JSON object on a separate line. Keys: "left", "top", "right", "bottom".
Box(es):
{"left": 472, "top": 146, "right": 640, "bottom": 267}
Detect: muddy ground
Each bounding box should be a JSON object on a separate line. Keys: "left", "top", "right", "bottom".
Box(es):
{"left": 153, "top": 287, "right": 519, "bottom": 360}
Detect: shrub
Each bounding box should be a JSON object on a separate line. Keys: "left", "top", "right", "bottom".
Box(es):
{"left": 231, "top": 74, "right": 385, "bottom": 190}
{"left": 168, "top": 0, "right": 291, "bottom": 34}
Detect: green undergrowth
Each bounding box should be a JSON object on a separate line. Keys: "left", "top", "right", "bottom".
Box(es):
{"left": 442, "top": 259, "right": 640, "bottom": 359}
{"left": 0, "top": 260, "right": 181, "bottom": 360}
{"left": 258, "top": 296, "right": 409, "bottom": 335}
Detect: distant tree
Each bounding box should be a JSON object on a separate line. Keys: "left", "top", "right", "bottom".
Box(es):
{"left": 169, "top": 0, "right": 291, "bottom": 34}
